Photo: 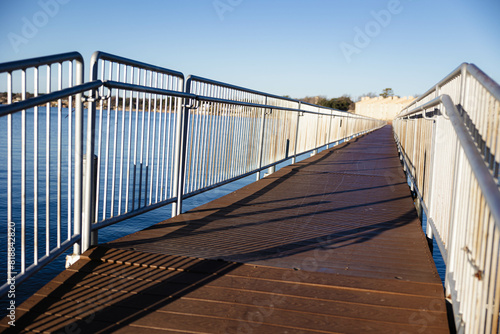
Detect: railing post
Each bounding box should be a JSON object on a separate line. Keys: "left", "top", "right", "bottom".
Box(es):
{"left": 256, "top": 98, "right": 268, "bottom": 181}
{"left": 82, "top": 154, "right": 98, "bottom": 247}
{"left": 311, "top": 108, "right": 320, "bottom": 156}
{"left": 343, "top": 117, "right": 347, "bottom": 141}
{"left": 172, "top": 78, "right": 191, "bottom": 217}
{"left": 327, "top": 111, "right": 333, "bottom": 149}
{"left": 459, "top": 63, "right": 468, "bottom": 107}
{"left": 444, "top": 127, "right": 463, "bottom": 304}
{"left": 266, "top": 107, "right": 275, "bottom": 176}
{"left": 80, "top": 55, "right": 100, "bottom": 254}
{"left": 292, "top": 102, "right": 302, "bottom": 164}
{"left": 424, "top": 118, "right": 440, "bottom": 251}
{"left": 72, "top": 59, "right": 84, "bottom": 257}
{"left": 411, "top": 119, "right": 416, "bottom": 191}
{"left": 66, "top": 57, "right": 86, "bottom": 267}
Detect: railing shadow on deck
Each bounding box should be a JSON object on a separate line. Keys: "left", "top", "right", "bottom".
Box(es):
{"left": 5, "top": 252, "right": 243, "bottom": 333}
{"left": 107, "top": 132, "right": 417, "bottom": 265}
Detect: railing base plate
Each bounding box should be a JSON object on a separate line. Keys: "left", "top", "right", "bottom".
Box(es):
{"left": 65, "top": 254, "right": 80, "bottom": 269}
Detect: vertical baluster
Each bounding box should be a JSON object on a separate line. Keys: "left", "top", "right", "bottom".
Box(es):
{"left": 102, "top": 61, "right": 113, "bottom": 219}
{"left": 110, "top": 63, "right": 120, "bottom": 216}
{"left": 57, "top": 62, "right": 62, "bottom": 248}
{"left": 118, "top": 65, "right": 127, "bottom": 214}
{"left": 125, "top": 66, "right": 135, "bottom": 212}
{"left": 21, "top": 70, "right": 26, "bottom": 274}
{"left": 33, "top": 67, "right": 39, "bottom": 263}
{"left": 7, "top": 72, "right": 13, "bottom": 281}
{"left": 132, "top": 68, "right": 141, "bottom": 210}
{"left": 45, "top": 65, "right": 51, "bottom": 257}
{"left": 143, "top": 71, "right": 153, "bottom": 206}
{"left": 67, "top": 61, "right": 73, "bottom": 240}
{"left": 155, "top": 75, "right": 164, "bottom": 203}
{"left": 95, "top": 59, "right": 104, "bottom": 221}
{"left": 138, "top": 69, "right": 147, "bottom": 208}
{"left": 149, "top": 72, "right": 159, "bottom": 204}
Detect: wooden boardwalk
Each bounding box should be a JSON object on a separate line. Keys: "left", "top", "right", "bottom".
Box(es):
{"left": 2, "top": 126, "right": 450, "bottom": 333}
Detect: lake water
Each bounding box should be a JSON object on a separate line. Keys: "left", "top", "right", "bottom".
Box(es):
{"left": 0, "top": 110, "right": 446, "bottom": 317}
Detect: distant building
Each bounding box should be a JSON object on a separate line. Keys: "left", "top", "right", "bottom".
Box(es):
{"left": 354, "top": 96, "right": 416, "bottom": 121}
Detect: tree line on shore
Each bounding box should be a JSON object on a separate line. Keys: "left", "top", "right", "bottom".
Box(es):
{"left": 296, "top": 88, "right": 397, "bottom": 112}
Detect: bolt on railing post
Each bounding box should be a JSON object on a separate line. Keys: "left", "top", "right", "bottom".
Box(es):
{"left": 292, "top": 102, "right": 302, "bottom": 164}
{"left": 256, "top": 98, "right": 268, "bottom": 181}
{"left": 172, "top": 78, "right": 190, "bottom": 217}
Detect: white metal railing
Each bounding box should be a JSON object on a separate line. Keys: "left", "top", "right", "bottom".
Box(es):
{"left": 393, "top": 63, "right": 500, "bottom": 333}
{"left": 0, "top": 51, "right": 384, "bottom": 299}
{"left": 0, "top": 52, "right": 102, "bottom": 297}
{"left": 86, "top": 52, "right": 186, "bottom": 235}
{"left": 173, "top": 74, "right": 384, "bottom": 215}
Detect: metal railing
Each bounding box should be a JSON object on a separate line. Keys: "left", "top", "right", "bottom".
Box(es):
{"left": 393, "top": 63, "right": 500, "bottom": 333}
{"left": 0, "top": 52, "right": 101, "bottom": 297}
{"left": 86, "top": 51, "right": 186, "bottom": 236}
{"left": 177, "top": 75, "right": 383, "bottom": 212}
{"left": 0, "top": 51, "right": 385, "bottom": 298}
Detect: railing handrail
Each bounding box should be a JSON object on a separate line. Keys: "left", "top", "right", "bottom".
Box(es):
{"left": 0, "top": 51, "right": 84, "bottom": 73}
{"left": 398, "top": 62, "right": 466, "bottom": 115}
{"left": 467, "top": 63, "right": 500, "bottom": 101}
{"left": 103, "top": 75, "right": 372, "bottom": 119}
{"left": 187, "top": 74, "right": 299, "bottom": 104}
{"left": 0, "top": 80, "right": 102, "bottom": 117}
{"left": 90, "top": 51, "right": 185, "bottom": 80}
{"left": 395, "top": 62, "right": 468, "bottom": 118}
{"left": 399, "top": 62, "right": 500, "bottom": 116}
{"left": 187, "top": 74, "right": 367, "bottom": 119}
{"left": 102, "top": 80, "right": 194, "bottom": 100}
{"left": 104, "top": 79, "right": 331, "bottom": 116}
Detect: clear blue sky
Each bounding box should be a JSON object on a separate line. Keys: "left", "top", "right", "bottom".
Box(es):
{"left": 0, "top": 0, "right": 499, "bottom": 100}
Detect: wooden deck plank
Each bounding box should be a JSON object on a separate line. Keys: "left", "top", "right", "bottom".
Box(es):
{"left": 2, "top": 126, "right": 450, "bottom": 333}
{"left": 35, "top": 258, "right": 442, "bottom": 311}
{"left": 68, "top": 258, "right": 445, "bottom": 298}
{"left": 9, "top": 256, "right": 448, "bottom": 333}
{"left": 20, "top": 274, "right": 446, "bottom": 327}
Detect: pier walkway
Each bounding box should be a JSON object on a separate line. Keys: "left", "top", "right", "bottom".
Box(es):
{"left": 2, "top": 126, "right": 450, "bottom": 333}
